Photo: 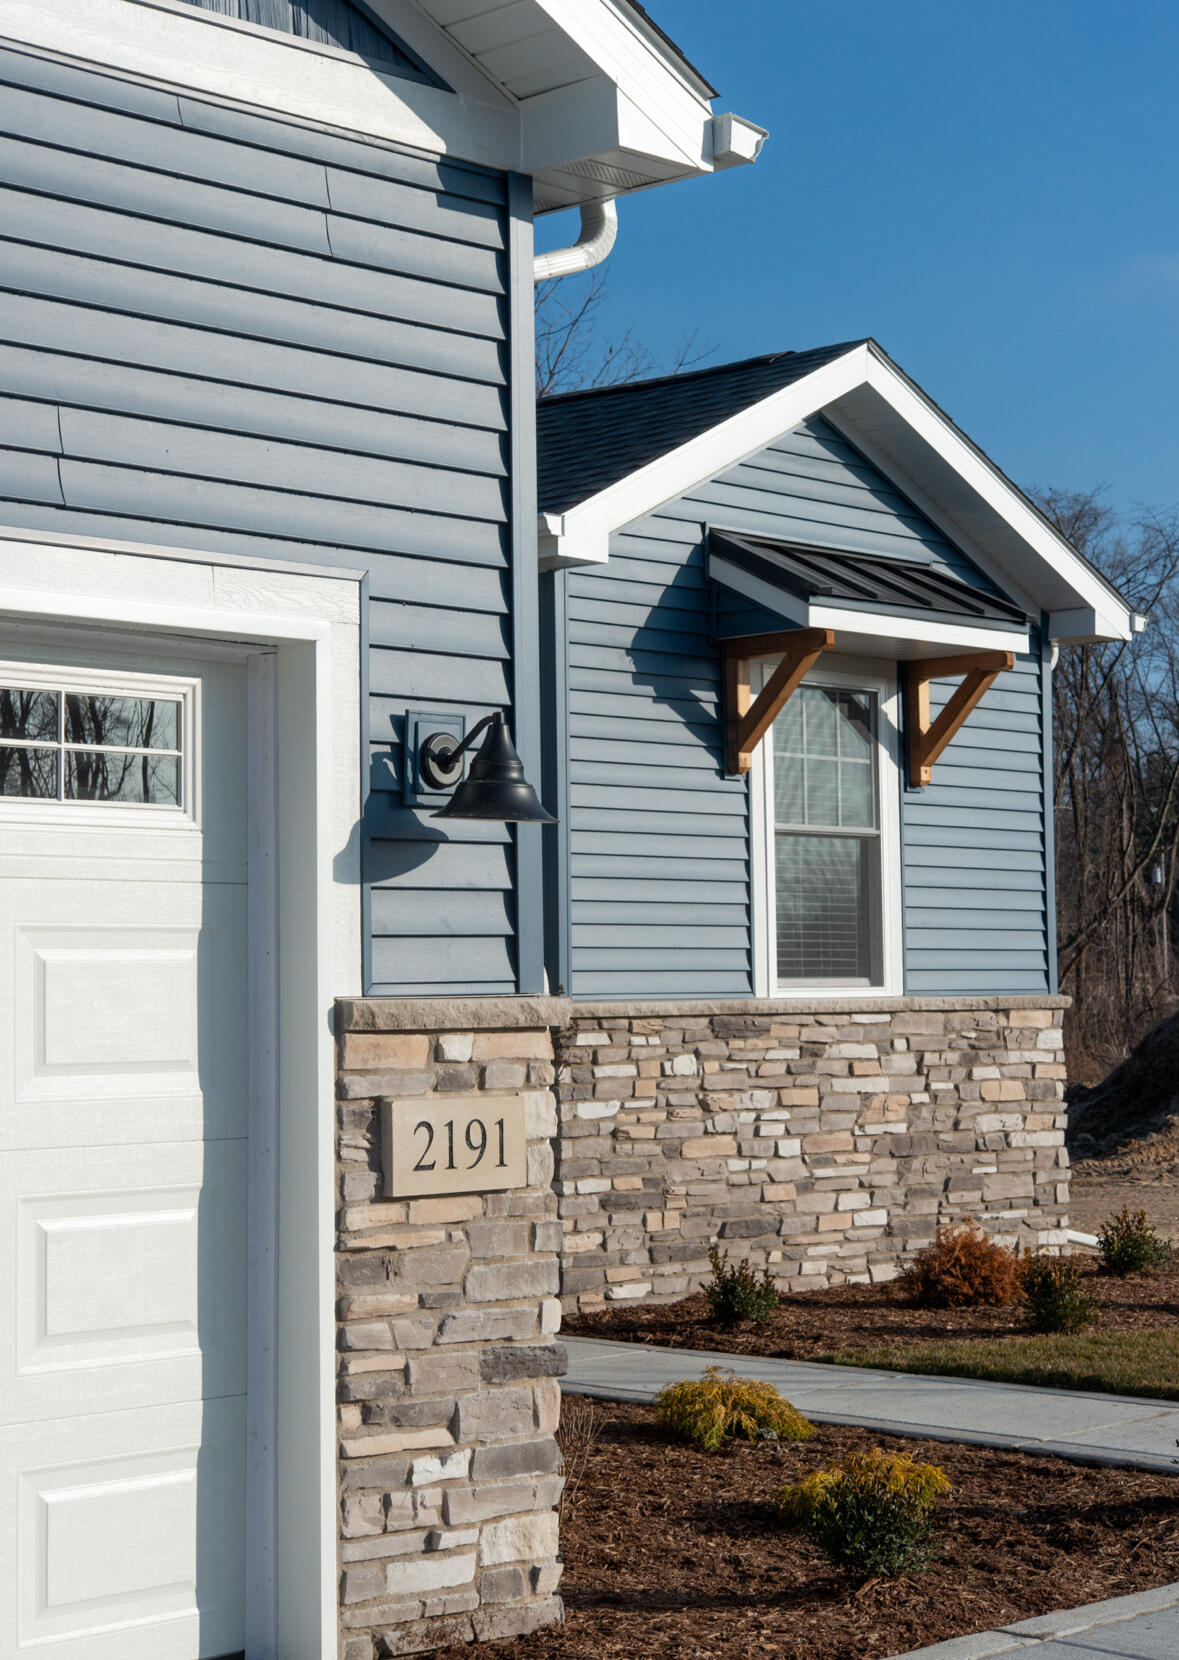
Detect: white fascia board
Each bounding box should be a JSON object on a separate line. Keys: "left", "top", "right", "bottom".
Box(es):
{"left": 811, "top": 606, "right": 1029, "bottom": 657}
{"left": 10, "top": 0, "right": 523, "bottom": 169}
{"left": 710, "top": 554, "right": 1030, "bottom": 658}
{"left": 1046, "top": 607, "right": 1102, "bottom": 646}
{"left": 519, "top": 47, "right": 729, "bottom": 190}
{"left": 538, "top": 0, "right": 714, "bottom": 127}
{"left": 520, "top": 77, "right": 624, "bottom": 176}
{"left": 820, "top": 406, "right": 1044, "bottom": 625}
{"left": 545, "top": 344, "right": 874, "bottom": 565}
{"left": 854, "top": 352, "right": 1135, "bottom": 642}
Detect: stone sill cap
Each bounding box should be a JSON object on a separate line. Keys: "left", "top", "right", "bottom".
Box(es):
{"left": 569, "top": 994, "right": 1071, "bottom": 1017}
{"left": 336, "top": 995, "right": 573, "bottom": 1033}
{"left": 335, "top": 992, "right": 1067, "bottom": 1033}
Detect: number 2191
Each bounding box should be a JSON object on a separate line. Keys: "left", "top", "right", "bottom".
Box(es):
{"left": 413, "top": 1114, "right": 507, "bottom": 1173}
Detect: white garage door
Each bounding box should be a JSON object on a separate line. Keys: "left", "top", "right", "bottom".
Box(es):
{"left": 0, "top": 650, "right": 249, "bottom": 1660}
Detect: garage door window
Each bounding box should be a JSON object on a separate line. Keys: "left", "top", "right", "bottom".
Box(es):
{"left": 0, "top": 685, "right": 185, "bottom": 807}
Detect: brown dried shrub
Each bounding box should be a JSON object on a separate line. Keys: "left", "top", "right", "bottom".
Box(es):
{"left": 899, "top": 1220, "right": 1022, "bottom": 1309}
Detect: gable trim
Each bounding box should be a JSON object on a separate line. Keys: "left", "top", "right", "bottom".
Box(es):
{"left": 539, "top": 341, "right": 1136, "bottom": 644}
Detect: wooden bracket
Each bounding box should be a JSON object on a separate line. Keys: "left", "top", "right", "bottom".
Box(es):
{"left": 722, "top": 629, "right": 834, "bottom": 775}
{"left": 904, "top": 650, "right": 1014, "bottom": 787}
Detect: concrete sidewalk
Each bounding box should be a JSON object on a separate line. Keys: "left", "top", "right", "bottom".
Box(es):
{"left": 563, "top": 1336, "right": 1179, "bottom": 1472}
{"left": 563, "top": 1335, "right": 1179, "bottom": 1660}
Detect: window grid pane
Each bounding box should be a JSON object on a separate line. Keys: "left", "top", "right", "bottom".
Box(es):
{"left": 772, "top": 683, "right": 882, "bottom": 984}
{"left": 772, "top": 687, "right": 878, "bottom": 831}
{"left": 0, "top": 685, "right": 184, "bottom": 806}
{"left": 775, "top": 834, "right": 878, "bottom": 981}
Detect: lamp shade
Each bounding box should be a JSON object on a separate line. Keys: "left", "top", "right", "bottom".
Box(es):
{"left": 430, "top": 714, "right": 556, "bottom": 823}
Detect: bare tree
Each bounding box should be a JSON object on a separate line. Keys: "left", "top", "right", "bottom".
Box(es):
{"left": 535, "top": 268, "right": 716, "bottom": 396}
{"left": 1038, "top": 487, "right": 1179, "bottom": 1073}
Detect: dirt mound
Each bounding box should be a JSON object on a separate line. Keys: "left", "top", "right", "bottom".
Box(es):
{"left": 1066, "top": 1008, "right": 1179, "bottom": 1161}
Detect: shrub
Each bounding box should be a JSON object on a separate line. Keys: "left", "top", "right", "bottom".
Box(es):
{"left": 1097, "top": 1207, "right": 1173, "bottom": 1276}
{"left": 1021, "top": 1252, "right": 1097, "bottom": 1333}
{"left": 704, "top": 1243, "right": 780, "bottom": 1325}
{"left": 898, "top": 1220, "right": 1021, "bottom": 1308}
{"left": 653, "top": 1366, "right": 814, "bottom": 1452}
{"left": 556, "top": 1395, "right": 600, "bottom": 1525}
{"left": 780, "top": 1448, "right": 950, "bottom": 1576}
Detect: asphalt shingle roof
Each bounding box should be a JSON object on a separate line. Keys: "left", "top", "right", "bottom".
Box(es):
{"left": 536, "top": 341, "right": 866, "bottom": 516}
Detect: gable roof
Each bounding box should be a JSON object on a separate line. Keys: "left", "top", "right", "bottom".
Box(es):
{"left": 537, "top": 343, "right": 863, "bottom": 515}
{"left": 535, "top": 338, "right": 1139, "bottom": 645}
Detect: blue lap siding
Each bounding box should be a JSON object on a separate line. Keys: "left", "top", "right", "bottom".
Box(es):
{"left": 0, "top": 39, "right": 536, "bottom": 994}
{"left": 902, "top": 641, "right": 1050, "bottom": 994}
{"left": 553, "top": 414, "right": 1051, "bottom": 999}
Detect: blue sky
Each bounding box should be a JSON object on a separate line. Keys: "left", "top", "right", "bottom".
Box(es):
{"left": 535, "top": 1, "right": 1179, "bottom": 516}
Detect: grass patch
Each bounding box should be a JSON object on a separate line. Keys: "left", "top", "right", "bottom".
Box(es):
{"left": 819, "top": 1328, "right": 1179, "bottom": 1399}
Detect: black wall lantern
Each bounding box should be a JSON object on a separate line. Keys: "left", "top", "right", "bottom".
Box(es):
{"left": 419, "top": 712, "right": 556, "bottom": 823}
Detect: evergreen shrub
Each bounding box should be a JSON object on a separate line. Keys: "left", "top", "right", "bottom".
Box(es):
{"left": 1098, "top": 1207, "right": 1173, "bottom": 1276}
{"left": 704, "top": 1243, "right": 780, "bottom": 1325}
{"left": 780, "top": 1448, "right": 951, "bottom": 1575}
{"left": 1021, "top": 1252, "right": 1097, "bottom": 1332}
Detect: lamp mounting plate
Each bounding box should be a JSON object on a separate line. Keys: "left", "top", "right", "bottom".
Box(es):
{"left": 419, "top": 730, "right": 465, "bottom": 791}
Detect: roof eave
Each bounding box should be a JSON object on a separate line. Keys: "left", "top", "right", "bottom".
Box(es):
{"left": 413, "top": 0, "right": 766, "bottom": 208}
{"left": 539, "top": 343, "right": 1137, "bottom": 645}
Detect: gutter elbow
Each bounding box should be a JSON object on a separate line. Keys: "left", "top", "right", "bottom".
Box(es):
{"left": 533, "top": 198, "right": 618, "bottom": 284}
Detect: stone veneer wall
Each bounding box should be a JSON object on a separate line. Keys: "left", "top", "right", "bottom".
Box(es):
{"left": 334, "top": 995, "right": 571, "bottom": 1660}
{"left": 554, "top": 998, "right": 1071, "bottom": 1312}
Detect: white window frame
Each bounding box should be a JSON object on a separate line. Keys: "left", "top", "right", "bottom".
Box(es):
{"left": 750, "top": 652, "right": 903, "bottom": 999}
{"left": 0, "top": 661, "right": 199, "bottom": 829}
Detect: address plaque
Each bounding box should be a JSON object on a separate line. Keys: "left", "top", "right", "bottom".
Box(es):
{"left": 381, "top": 1093, "right": 528, "bottom": 1199}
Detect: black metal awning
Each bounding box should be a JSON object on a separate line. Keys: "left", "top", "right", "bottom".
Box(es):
{"left": 708, "top": 529, "right": 1029, "bottom": 632}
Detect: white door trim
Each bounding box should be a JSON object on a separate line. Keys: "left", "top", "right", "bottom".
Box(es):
{"left": 0, "top": 532, "right": 362, "bottom": 1660}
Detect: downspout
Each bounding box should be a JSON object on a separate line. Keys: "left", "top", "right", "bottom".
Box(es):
{"left": 533, "top": 198, "right": 618, "bottom": 283}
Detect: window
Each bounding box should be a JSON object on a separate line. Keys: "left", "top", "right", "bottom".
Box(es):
{"left": 756, "top": 662, "right": 900, "bottom": 994}
{"left": 0, "top": 685, "right": 185, "bottom": 808}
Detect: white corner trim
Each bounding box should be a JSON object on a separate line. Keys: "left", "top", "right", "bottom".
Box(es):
{"left": 542, "top": 342, "right": 1135, "bottom": 643}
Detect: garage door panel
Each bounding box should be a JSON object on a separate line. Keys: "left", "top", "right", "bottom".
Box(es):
{"left": 0, "top": 1397, "right": 245, "bottom": 1658}
{"left": 20, "top": 923, "right": 201, "bottom": 1089}
{"left": 2, "top": 1141, "right": 247, "bottom": 1421}
{"left": 0, "top": 652, "right": 250, "bottom": 1660}
{"left": 0, "top": 883, "right": 245, "bottom": 1151}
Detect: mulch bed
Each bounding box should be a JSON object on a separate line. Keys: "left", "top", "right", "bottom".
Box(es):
{"left": 446, "top": 1402, "right": 1179, "bottom": 1660}
{"left": 561, "top": 1257, "right": 1179, "bottom": 1361}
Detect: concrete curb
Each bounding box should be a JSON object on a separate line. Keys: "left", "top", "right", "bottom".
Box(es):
{"left": 893, "top": 1583, "right": 1179, "bottom": 1657}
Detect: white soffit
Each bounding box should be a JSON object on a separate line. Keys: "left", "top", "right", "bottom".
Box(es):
{"left": 542, "top": 341, "right": 1135, "bottom": 644}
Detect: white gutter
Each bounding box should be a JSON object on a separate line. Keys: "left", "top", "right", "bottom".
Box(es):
{"left": 533, "top": 198, "right": 618, "bottom": 283}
